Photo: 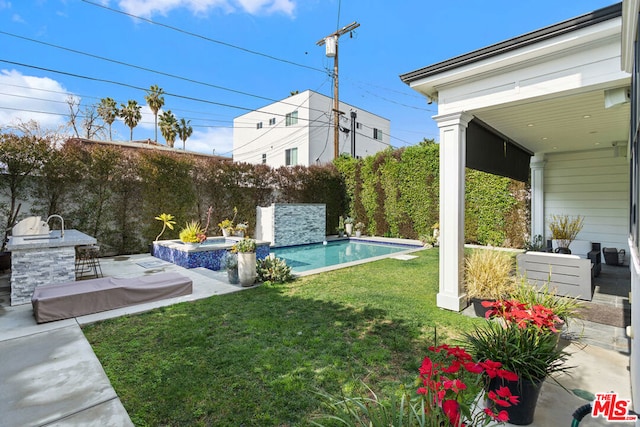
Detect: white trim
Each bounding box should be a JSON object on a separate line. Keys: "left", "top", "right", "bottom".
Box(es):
{"left": 622, "top": 0, "right": 640, "bottom": 72}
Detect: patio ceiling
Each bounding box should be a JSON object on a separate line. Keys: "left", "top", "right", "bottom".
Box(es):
{"left": 471, "top": 86, "right": 631, "bottom": 155}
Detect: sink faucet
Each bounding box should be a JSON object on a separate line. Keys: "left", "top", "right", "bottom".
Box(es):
{"left": 47, "top": 214, "right": 64, "bottom": 238}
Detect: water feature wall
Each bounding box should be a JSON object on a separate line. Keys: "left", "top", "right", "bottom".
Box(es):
{"left": 256, "top": 203, "right": 326, "bottom": 248}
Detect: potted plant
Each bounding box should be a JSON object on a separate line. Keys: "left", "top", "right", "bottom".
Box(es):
{"left": 465, "top": 248, "right": 516, "bottom": 316}
{"left": 218, "top": 207, "right": 238, "bottom": 237}
{"left": 464, "top": 301, "right": 572, "bottom": 425}
{"left": 233, "top": 237, "right": 257, "bottom": 287}
{"left": 221, "top": 251, "right": 239, "bottom": 285}
{"left": 234, "top": 221, "right": 248, "bottom": 237}
{"left": 354, "top": 221, "right": 365, "bottom": 237}
{"left": 337, "top": 215, "right": 345, "bottom": 237}
{"left": 179, "top": 220, "right": 206, "bottom": 248}
{"left": 548, "top": 214, "right": 584, "bottom": 254}
{"left": 432, "top": 222, "right": 440, "bottom": 246}
{"left": 154, "top": 213, "right": 176, "bottom": 242}
{"left": 509, "top": 278, "right": 581, "bottom": 328}
{"left": 344, "top": 216, "right": 354, "bottom": 236}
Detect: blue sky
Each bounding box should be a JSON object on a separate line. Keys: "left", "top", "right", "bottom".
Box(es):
{"left": 0, "top": 0, "right": 620, "bottom": 156}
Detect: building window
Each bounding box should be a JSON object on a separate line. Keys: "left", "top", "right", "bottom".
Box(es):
{"left": 285, "top": 111, "right": 298, "bottom": 126}
{"left": 285, "top": 147, "right": 298, "bottom": 166}
{"left": 256, "top": 122, "right": 263, "bottom": 129}
{"left": 269, "top": 118, "right": 276, "bottom": 126}
{"left": 262, "top": 154, "right": 267, "bottom": 164}
{"left": 373, "top": 128, "right": 383, "bottom": 140}
{"left": 356, "top": 122, "right": 361, "bottom": 129}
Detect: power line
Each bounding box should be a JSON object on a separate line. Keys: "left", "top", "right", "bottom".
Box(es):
{"left": 80, "top": 0, "right": 327, "bottom": 75}
{"left": 0, "top": 31, "right": 334, "bottom": 115}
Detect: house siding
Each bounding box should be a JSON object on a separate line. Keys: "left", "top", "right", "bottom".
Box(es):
{"left": 544, "top": 148, "right": 629, "bottom": 261}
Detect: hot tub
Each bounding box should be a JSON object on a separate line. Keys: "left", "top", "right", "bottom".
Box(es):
{"left": 153, "top": 237, "right": 270, "bottom": 270}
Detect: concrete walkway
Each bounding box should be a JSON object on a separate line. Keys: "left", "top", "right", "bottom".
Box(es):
{"left": 0, "top": 254, "right": 635, "bottom": 426}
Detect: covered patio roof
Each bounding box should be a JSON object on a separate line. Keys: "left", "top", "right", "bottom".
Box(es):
{"left": 400, "top": 3, "right": 630, "bottom": 312}
{"left": 400, "top": 3, "right": 629, "bottom": 158}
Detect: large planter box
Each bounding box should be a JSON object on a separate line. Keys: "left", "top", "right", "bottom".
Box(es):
{"left": 517, "top": 251, "right": 594, "bottom": 300}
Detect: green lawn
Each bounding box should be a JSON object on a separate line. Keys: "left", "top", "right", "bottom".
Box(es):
{"left": 83, "top": 248, "right": 481, "bottom": 426}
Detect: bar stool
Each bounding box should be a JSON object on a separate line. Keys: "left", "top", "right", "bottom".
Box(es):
{"left": 75, "top": 245, "right": 103, "bottom": 279}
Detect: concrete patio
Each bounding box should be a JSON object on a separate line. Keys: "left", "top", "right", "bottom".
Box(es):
{"left": 0, "top": 253, "right": 634, "bottom": 426}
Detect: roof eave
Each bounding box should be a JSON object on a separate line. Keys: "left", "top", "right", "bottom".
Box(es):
{"left": 399, "top": 3, "right": 622, "bottom": 85}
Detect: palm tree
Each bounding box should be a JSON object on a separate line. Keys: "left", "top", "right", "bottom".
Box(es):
{"left": 119, "top": 100, "right": 142, "bottom": 141}
{"left": 159, "top": 110, "right": 178, "bottom": 148}
{"left": 177, "top": 117, "right": 193, "bottom": 150}
{"left": 97, "top": 97, "right": 118, "bottom": 140}
{"left": 145, "top": 84, "right": 165, "bottom": 142}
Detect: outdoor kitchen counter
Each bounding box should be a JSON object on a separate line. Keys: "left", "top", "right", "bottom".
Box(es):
{"left": 7, "top": 229, "right": 96, "bottom": 251}
{"left": 8, "top": 230, "right": 97, "bottom": 306}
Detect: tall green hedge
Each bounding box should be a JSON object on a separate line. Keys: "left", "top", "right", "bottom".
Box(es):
{"left": 10, "top": 138, "right": 349, "bottom": 255}
{"left": 2, "top": 133, "right": 528, "bottom": 255}
{"left": 333, "top": 139, "right": 528, "bottom": 246}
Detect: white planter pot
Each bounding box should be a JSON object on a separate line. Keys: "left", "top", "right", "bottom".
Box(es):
{"left": 345, "top": 223, "right": 353, "bottom": 236}
{"left": 222, "top": 229, "right": 230, "bottom": 237}
{"left": 238, "top": 252, "right": 257, "bottom": 287}
{"left": 355, "top": 230, "right": 361, "bottom": 237}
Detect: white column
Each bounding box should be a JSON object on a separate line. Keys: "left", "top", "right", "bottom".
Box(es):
{"left": 530, "top": 154, "right": 546, "bottom": 240}
{"left": 434, "top": 112, "right": 473, "bottom": 311}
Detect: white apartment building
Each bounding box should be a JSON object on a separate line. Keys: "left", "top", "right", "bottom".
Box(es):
{"left": 232, "top": 90, "right": 390, "bottom": 167}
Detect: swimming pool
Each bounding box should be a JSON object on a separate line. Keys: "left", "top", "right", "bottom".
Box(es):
{"left": 271, "top": 239, "right": 422, "bottom": 274}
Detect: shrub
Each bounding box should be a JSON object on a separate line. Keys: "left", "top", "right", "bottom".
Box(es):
{"left": 465, "top": 249, "right": 515, "bottom": 300}
{"left": 257, "top": 256, "right": 293, "bottom": 283}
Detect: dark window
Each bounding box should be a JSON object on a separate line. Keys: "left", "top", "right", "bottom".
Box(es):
{"left": 373, "top": 128, "right": 382, "bottom": 141}
{"left": 286, "top": 111, "right": 298, "bottom": 126}
{"left": 256, "top": 122, "right": 263, "bottom": 129}
{"left": 285, "top": 147, "right": 298, "bottom": 166}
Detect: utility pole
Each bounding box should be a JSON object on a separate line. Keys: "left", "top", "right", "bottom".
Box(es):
{"left": 317, "top": 21, "right": 360, "bottom": 160}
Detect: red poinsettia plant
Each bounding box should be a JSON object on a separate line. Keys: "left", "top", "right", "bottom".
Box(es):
{"left": 417, "top": 344, "right": 519, "bottom": 427}
{"left": 482, "top": 299, "right": 562, "bottom": 333}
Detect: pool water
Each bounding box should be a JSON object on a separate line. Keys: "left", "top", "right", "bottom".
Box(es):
{"left": 271, "top": 240, "right": 417, "bottom": 273}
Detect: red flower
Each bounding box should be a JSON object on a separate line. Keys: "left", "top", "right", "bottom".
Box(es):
{"left": 443, "top": 399, "right": 464, "bottom": 427}
{"left": 443, "top": 378, "right": 467, "bottom": 393}
{"left": 497, "top": 369, "right": 519, "bottom": 382}
{"left": 479, "top": 360, "right": 503, "bottom": 378}
{"left": 463, "top": 362, "right": 484, "bottom": 374}
{"left": 496, "top": 386, "right": 520, "bottom": 405}
{"left": 419, "top": 357, "right": 435, "bottom": 377}
{"left": 496, "top": 410, "right": 510, "bottom": 422}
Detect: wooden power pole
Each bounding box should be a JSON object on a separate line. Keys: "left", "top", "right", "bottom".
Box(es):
{"left": 317, "top": 21, "right": 360, "bottom": 159}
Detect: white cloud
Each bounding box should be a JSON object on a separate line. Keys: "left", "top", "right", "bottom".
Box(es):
{"left": 185, "top": 126, "right": 232, "bottom": 156}
{"left": 0, "top": 69, "right": 71, "bottom": 131}
{"left": 11, "top": 13, "right": 24, "bottom": 23}
{"left": 115, "top": 0, "right": 294, "bottom": 18}
{"left": 237, "top": 0, "right": 294, "bottom": 15}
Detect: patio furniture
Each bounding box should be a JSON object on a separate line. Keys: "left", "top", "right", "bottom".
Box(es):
{"left": 75, "top": 245, "right": 103, "bottom": 279}
{"left": 517, "top": 251, "right": 594, "bottom": 300}
{"left": 546, "top": 240, "right": 601, "bottom": 277}
{"left": 31, "top": 272, "right": 193, "bottom": 323}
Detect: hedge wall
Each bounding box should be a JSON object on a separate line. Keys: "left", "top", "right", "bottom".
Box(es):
{"left": 0, "top": 136, "right": 347, "bottom": 255}
{"left": 333, "top": 139, "right": 529, "bottom": 247}
{"left": 0, "top": 134, "right": 529, "bottom": 255}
